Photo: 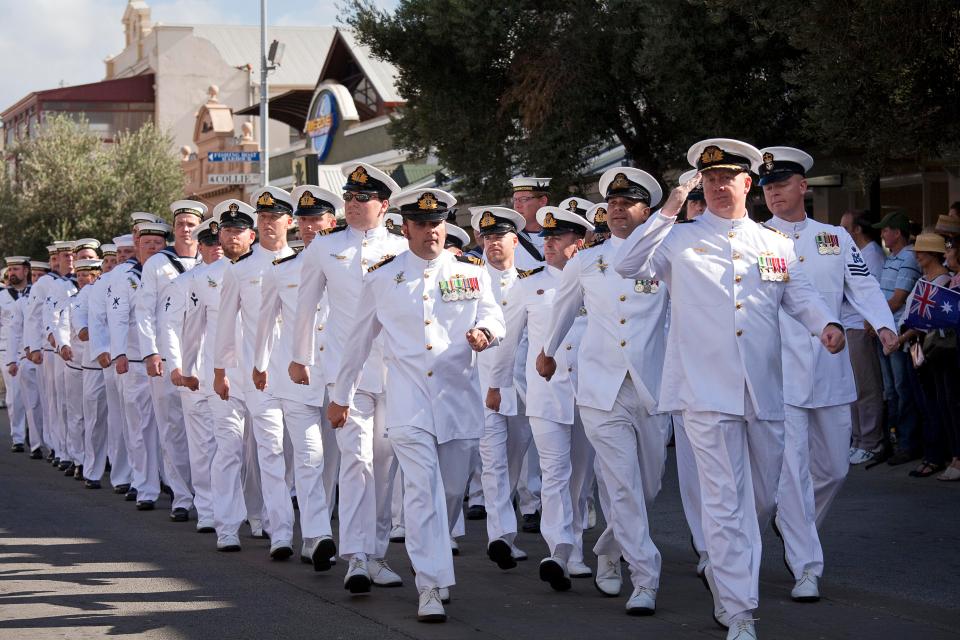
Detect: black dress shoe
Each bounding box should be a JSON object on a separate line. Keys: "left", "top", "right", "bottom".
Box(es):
{"left": 29, "top": 449, "right": 44, "bottom": 460}
{"left": 47, "top": 450, "right": 55, "bottom": 461}
{"left": 125, "top": 487, "right": 139, "bottom": 501}
{"left": 85, "top": 480, "right": 101, "bottom": 489}
{"left": 51, "top": 457, "right": 60, "bottom": 466}
{"left": 11, "top": 443, "right": 25, "bottom": 453}
{"left": 136, "top": 500, "right": 155, "bottom": 511}
{"left": 74, "top": 465, "right": 84, "bottom": 480}
{"left": 466, "top": 505, "right": 487, "bottom": 520}
{"left": 170, "top": 508, "right": 189, "bottom": 522}
{"left": 62, "top": 463, "right": 75, "bottom": 476}
{"left": 160, "top": 483, "right": 173, "bottom": 498}
{"left": 521, "top": 512, "right": 541, "bottom": 533}
{"left": 113, "top": 483, "right": 131, "bottom": 494}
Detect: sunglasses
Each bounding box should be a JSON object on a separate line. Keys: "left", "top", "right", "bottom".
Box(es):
{"left": 343, "top": 192, "right": 381, "bottom": 203}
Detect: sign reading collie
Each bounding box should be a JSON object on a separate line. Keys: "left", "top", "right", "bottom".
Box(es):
{"left": 305, "top": 90, "right": 338, "bottom": 161}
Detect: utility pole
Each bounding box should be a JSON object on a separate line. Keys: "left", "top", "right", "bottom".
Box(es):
{"left": 259, "top": 0, "right": 269, "bottom": 187}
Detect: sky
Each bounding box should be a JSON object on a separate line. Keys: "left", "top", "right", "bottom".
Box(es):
{"left": 0, "top": 0, "right": 398, "bottom": 116}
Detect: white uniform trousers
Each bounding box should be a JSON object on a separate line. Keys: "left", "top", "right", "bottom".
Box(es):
{"left": 2, "top": 359, "right": 26, "bottom": 444}
{"left": 280, "top": 399, "right": 333, "bottom": 539}
{"left": 777, "top": 403, "right": 851, "bottom": 579}
{"left": 16, "top": 362, "right": 44, "bottom": 453}
{"left": 479, "top": 411, "right": 532, "bottom": 544}
{"left": 466, "top": 448, "right": 484, "bottom": 507}
{"left": 674, "top": 415, "right": 707, "bottom": 558}
{"left": 581, "top": 379, "right": 669, "bottom": 589}
{"left": 103, "top": 367, "right": 133, "bottom": 487}
{"left": 181, "top": 390, "right": 217, "bottom": 526}
{"left": 41, "top": 354, "right": 60, "bottom": 453}
{"left": 244, "top": 388, "right": 294, "bottom": 543}
{"left": 55, "top": 357, "right": 70, "bottom": 459}
{"left": 318, "top": 402, "right": 340, "bottom": 518}
{"left": 63, "top": 365, "right": 85, "bottom": 465}
{"left": 527, "top": 415, "right": 593, "bottom": 564}
{"left": 149, "top": 375, "right": 194, "bottom": 511}
{"left": 391, "top": 467, "right": 405, "bottom": 528}
{"left": 330, "top": 387, "right": 397, "bottom": 560}
{"left": 81, "top": 368, "right": 108, "bottom": 481}
{"left": 209, "top": 394, "right": 251, "bottom": 536}
{"left": 516, "top": 410, "right": 542, "bottom": 515}
{"left": 118, "top": 364, "right": 161, "bottom": 501}
{"left": 391, "top": 425, "right": 473, "bottom": 591}
{"left": 682, "top": 389, "right": 785, "bottom": 619}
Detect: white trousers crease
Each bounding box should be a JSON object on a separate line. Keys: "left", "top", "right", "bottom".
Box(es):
{"left": 119, "top": 364, "right": 161, "bottom": 501}
{"left": 149, "top": 374, "right": 194, "bottom": 510}
{"left": 280, "top": 398, "right": 333, "bottom": 539}
{"left": 103, "top": 366, "right": 133, "bottom": 487}
{"left": 181, "top": 390, "right": 217, "bottom": 525}
{"left": 479, "top": 411, "right": 532, "bottom": 544}
{"left": 81, "top": 368, "right": 108, "bottom": 481}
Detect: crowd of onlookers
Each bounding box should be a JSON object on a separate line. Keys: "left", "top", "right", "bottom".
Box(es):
{"left": 841, "top": 204, "right": 960, "bottom": 481}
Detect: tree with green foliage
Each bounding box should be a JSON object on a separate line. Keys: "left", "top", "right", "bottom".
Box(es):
{"left": 0, "top": 115, "right": 184, "bottom": 259}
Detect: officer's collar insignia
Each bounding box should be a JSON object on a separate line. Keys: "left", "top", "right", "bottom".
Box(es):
{"left": 700, "top": 145, "right": 724, "bottom": 164}
{"left": 480, "top": 211, "right": 496, "bottom": 228}
{"left": 543, "top": 212, "right": 557, "bottom": 228}
{"left": 299, "top": 191, "right": 316, "bottom": 207}
{"left": 350, "top": 166, "right": 369, "bottom": 184}
{"left": 611, "top": 173, "right": 630, "bottom": 190}
{"left": 763, "top": 152, "right": 775, "bottom": 171}
{"left": 257, "top": 192, "right": 275, "bottom": 208}
{"left": 417, "top": 192, "right": 438, "bottom": 210}
{"left": 593, "top": 207, "right": 607, "bottom": 225}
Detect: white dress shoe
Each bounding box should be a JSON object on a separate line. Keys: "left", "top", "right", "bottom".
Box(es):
{"left": 487, "top": 539, "right": 517, "bottom": 570}
{"left": 594, "top": 554, "right": 622, "bottom": 597}
{"left": 343, "top": 555, "right": 372, "bottom": 594}
{"left": 417, "top": 587, "right": 446, "bottom": 622}
{"left": 790, "top": 570, "right": 820, "bottom": 602}
{"left": 216, "top": 534, "right": 241, "bottom": 552}
{"left": 539, "top": 556, "right": 571, "bottom": 591}
{"left": 269, "top": 540, "right": 294, "bottom": 560}
{"left": 196, "top": 519, "right": 215, "bottom": 533}
{"left": 300, "top": 538, "right": 315, "bottom": 564}
{"left": 310, "top": 536, "right": 337, "bottom": 572}
{"left": 568, "top": 559, "right": 593, "bottom": 578}
{"left": 625, "top": 585, "right": 657, "bottom": 616}
{"left": 704, "top": 564, "right": 730, "bottom": 628}
{"left": 370, "top": 557, "right": 403, "bottom": 586}
{"left": 389, "top": 524, "right": 405, "bottom": 543}
{"left": 510, "top": 543, "right": 528, "bottom": 561}
{"left": 247, "top": 518, "right": 267, "bottom": 539}
{"left": 726, "top": 619, "right": 758, "bottom": 640}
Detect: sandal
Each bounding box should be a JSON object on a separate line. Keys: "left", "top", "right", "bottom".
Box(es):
{"left": 909, "top": 461, "right": 944, "bottom": 478}
{"left": 937, "top": 466, "right": 960, "bottom": 481}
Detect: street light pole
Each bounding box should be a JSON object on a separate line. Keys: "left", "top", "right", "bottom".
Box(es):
{"left": 259, "top": 0, "right": 269, "bottom": 187}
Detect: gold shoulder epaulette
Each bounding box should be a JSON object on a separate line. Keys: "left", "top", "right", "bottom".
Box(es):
{"left": 456, "top": 254, "right": 484, "bottom": 266}
{"left": 232, "top": 250, "right": 253, "bottom": 264}
{"left": 367, "top": 254, "right": 397, "bottom": 273}
{"left": 584, "top": 237, "right": 607, "bottom": 249}
{"left": 273, "top": 253, "right": 299, "bottom": 266}
{"left": 517, "top": 266, "right": 545, "bottom": 279}
{"left": 761, "top": 223, "right": 790, "bottom": 238}
{"left": 317, "top": 224, "right": 347, "bottom": 237}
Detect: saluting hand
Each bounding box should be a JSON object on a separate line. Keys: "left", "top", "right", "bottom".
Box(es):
{"left": 327, "top": 401, "right": 349, "bottom": 429}
{"left": 466, "top": 328, "right": 490, "bottom": 352}
{"left": 536, "top": 350, "right": 557, "bottom": 381}
{"left": 661, "top": 172, "right": 702, "bottom": 218}
{"left": 820, "top": 325, "right": 846, "bottom": 354}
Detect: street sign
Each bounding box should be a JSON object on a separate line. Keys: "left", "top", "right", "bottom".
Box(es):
{"left": 207, "top": 173, "right": 260, "bottom": 185}
{"left": 207, "top": 151, "right": 261, "bottom": 163}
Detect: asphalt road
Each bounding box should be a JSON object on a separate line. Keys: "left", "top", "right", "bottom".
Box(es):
{"left": 1, "top": 414, "right": 958, "bottom": 640}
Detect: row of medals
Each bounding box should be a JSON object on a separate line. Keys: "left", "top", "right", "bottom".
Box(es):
{"left": 440, "top": 277, "right": 481, "bottom": 301}
{"left": 758, "top": 253, "right": 790, "bottom": 282}
{"left": 816, "top": 232, "right": 842, "bottom": 255}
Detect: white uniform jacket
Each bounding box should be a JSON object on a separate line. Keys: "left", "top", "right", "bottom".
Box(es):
{"left": 106, "top": 261, "right": 147, "bottom": 362}
{"left": 135, "top": 249, "right": 197, "bottom": 360}
{"left": 87, "top": 264, "right": 130, "bottom": 361}
{"left": 767, "top": 216, "right": 896, "bottom": 409}
{"left": 613, "top": 210, "right": 837, "bottom": 421}
{"left": 292, "top": 225, "right": 408, "bottom": 392}
{"left": 161, "top": 263, "right": 207, "bottom": 375}
{"left": 545, "top": 235, "right": 668, "bottom": 413}
{"left": 476, "top": 263, "right": 520, "bottom": 417}
{"left": 331, "top": 251, "right": 505, "bottom": 443}
{"left": 23, "top": 272, "right": 60, "bottom": 353}
{"left": 2, "top": 287, "right": 29, "bottom": 364}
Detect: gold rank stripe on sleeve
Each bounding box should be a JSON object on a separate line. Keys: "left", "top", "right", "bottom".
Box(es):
{"left": 366, "top": 254, "right": 397, "bottom": 273}
{"left": 455, "top": 254, "right": 485, "bottom": 266}
{"left": 760, "top": 223, "right": 790, "bottom": 238}
{"left": 517, "top": 266, "right": 545, "bottom": 279}
{"left": 273, "top": 253, "right": 299, "bottom": 266}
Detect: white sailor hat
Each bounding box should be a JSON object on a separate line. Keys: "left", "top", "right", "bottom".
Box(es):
{"left": 383, "top": 212, "right": 404, "bottom": 235}
{"left": 586, "top": 203, "right": 609, "bottom": 230}
{"left": 679, "top": 169, "right": 705, "bottom": 201}
{"left": 509, "top": 176, "right": 552, "bottom": 193}
{"left": 72, "top": 238, "right": 101, "bottom": 252}
{"left": 4, "top": 256, "right": 30, "bottom": 267}
{"left": 687, "top": 138, "right": 762, "bottom": 174}
{"left": 341, "top": 162, "right": 401, "bottom": 198}
{"left": 53, "top": 241, "right": 73, "bottom": 253}
{"left": 214, "top": 199, "right": 257, "bottom": 230}
{"left": 289, "top": 239, "right": 305, "bottom": 253}
{"left": 598, "top": 167, "right": 663, "bottom": 206}
{"left": 191, "top": 217, "right": 220, "bottom": 242}
{"left": 558, "top": 197, "right": 596, "bottom": 219}
{"left": 46, "top": 243, "right": 60, "bottom": 254}
{"left": 755, "top": 146, "right": 814, "bottom": 186}
{"left": 137, "top": 222, "right": 172, "bottom": 238}
{"left": 30, "top": 261, "right": 51, "bottom": 271}
{"left": 113, "top": 234, "right": 135, "bottom": 248}
{"left": 250, "top": 186, "right": 294, "bottom": 215}
{"left": 75, "top": 259, "right": 102, "bottom": 272}
{"left": 131, "top": 211, "right": 164, "bottom": 225}
{"left": 393, "top": 188, "right": 457, "bottom": 222}
{"left": 169, "top": 199, "right": 208, "bottom": 219}
{"left": 468, "top": 206, "right": 526, "bottom": 236}
{"left": 444, "top": 223, "right": 470, "bottom": 250}
{"left": 536, "top": 205, "right": 594, "bottom": 237}
{"left": 291, "top": 185, "right": 343, "bottom": 216}
{"left": 100, "top": 244, "right": 117, "bottom": 255}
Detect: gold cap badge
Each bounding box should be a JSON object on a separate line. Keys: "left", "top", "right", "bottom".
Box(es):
{"left": 611, "top": 173, "right": 630, "bottom": 190}
{"left": 299, "top": 191, "right": 317, "bottom": 207}
{"left": 209, "top": 221, "right": 219, "bottom": 234}
{"left": 762, "top": 152, "right": 775, "bottom": 170}
{"left": 257, "top": 192, "right": 275, "bottom": 208}
{"left": 567, "top": 200, "right": 579, "bottom": 212}
{"left": 593, "top": 207, "right": 607, "bottom": 225}
{"left": 480, "top": 211, "right": 497, "bottom": 228}
{"left": 228, "top": 203, "right": 239, "bottom": 212}
{"left": 700, "top": 145, "right": 724, "bottom": 164}
{"left": 543, "top": 212, "right": 557, "bottom": 228}
{"left": 350, "top": 166, "right": 369, "bottom": 184}
{"left": 417, "top": 192, "right": 438, "bottom": 210}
